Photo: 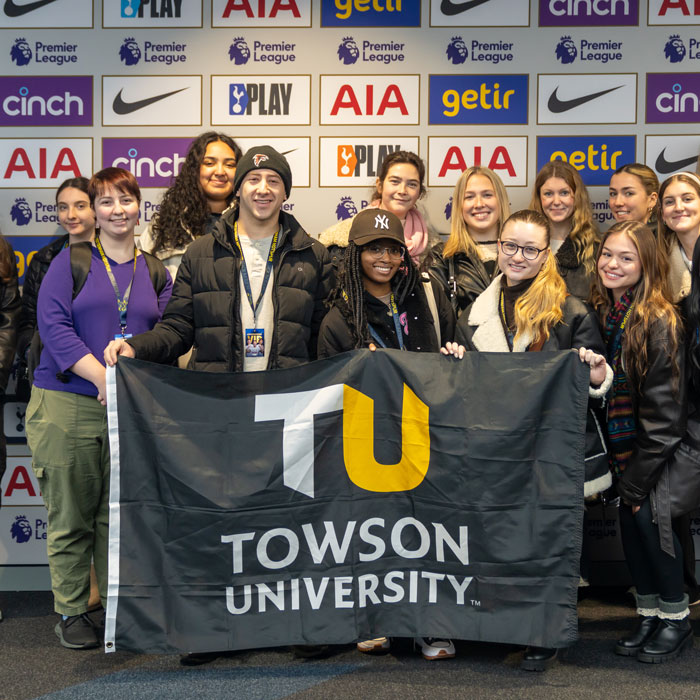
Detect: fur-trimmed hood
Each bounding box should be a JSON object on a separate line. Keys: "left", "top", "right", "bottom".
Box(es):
{"left": 318, "top": 217, "right": 352, "bottom": 249}
{"left": 668, "top": 239, "right": 691, "bottom": 302}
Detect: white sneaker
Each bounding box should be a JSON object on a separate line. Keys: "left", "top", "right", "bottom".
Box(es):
{"left": 416, "top": 637, "right": 455, "bottom": 660}
{"left": 356, "top": 637, "right": 390, "bottom": 653}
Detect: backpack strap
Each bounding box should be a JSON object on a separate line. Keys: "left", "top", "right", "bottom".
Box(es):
{"left": 70, "top": 242, "right": 168, "bottom": 299}
{"left": 421, "top": 273, "right": 441, "bottom": 348}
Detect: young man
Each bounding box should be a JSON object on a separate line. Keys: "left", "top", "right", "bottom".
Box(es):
{"left": 105, "top": 146, "right": 334, "bottom": 371}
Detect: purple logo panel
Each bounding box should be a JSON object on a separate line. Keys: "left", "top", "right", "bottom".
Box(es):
{"left": 646, "top": 73, "right": 700, "bottom": 124}
{"left": 539, "top": 0, "right": 639, "bottom": 26}
{"left": 101, "top": 138, "right": 195, "bottom": 188}
{"left": 0, "top": 76, "right": 92, "bottom": 127}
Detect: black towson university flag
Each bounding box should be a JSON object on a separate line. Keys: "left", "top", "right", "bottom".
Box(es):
{"left": 104, "top": 350, "right": 588, "bottom": 654}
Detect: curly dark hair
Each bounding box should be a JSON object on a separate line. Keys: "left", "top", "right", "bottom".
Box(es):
{"left": 328, "top": 241, "right": 418, "bottom": 349}
{"left": 150, "top": 132, "right": 241, "bottom": 254}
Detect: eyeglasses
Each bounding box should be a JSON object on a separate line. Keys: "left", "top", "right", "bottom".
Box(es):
{"left": 499, "top": 241, "right": 547, "bottom": 261}
{"left": 364, "top": 243, "right": 406, "bottom": 259}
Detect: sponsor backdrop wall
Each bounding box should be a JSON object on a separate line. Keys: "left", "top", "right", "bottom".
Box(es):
{"left": 2, "top": 0, "right": 700, "bottom": 585}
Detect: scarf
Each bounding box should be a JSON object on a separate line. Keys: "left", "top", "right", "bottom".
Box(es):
{"left": 369, "top": 201, "right": 429, "bottom": 263}
{"left": 603, "top": 288, "right": 636, "bottom": 475}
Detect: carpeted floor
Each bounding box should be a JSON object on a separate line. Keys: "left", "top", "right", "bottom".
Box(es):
{"left": 2, "top": 589, "right": 700, "bottom": 700}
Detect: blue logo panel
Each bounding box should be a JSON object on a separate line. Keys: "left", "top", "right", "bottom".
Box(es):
{"left": 429, "top": 75, "right": 528, "bottom": 125}
{"left": 537, "top": 136, "right": 636, "bottom": 186}
{"left": 9, "top": 236, "right": 56, "bottom": 285}
{"left": 229, "top": 83, "right": 249, "bottom": 116}
{"left": 321, "top": 0, "right": 420, "bottom": 27}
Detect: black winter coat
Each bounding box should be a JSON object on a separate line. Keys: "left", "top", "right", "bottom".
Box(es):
{"left": 17, "top": 234, "right": 68, "bottom": 360}
{"left": 128, "top": 208, "right": 334, "bottom": 372}
{"left": 318, "top": 277, "right": 455, "bottom": 358}
{"left": 554, "top": 235, "right": 596, "bottom": 303}
{"left": 615, "top": 320, "right": 687, "bottom": 506}
{"left": 428, "top": 242, "right": 494, "bottom": 317}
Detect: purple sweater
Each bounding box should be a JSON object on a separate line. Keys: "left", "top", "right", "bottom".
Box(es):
{"left": 35, "top": 246, "right": 172, "bottom": 396}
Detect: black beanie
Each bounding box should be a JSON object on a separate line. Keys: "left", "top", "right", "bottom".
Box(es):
{"left": 232, "top": 146, "right": 292, "bottom": 198}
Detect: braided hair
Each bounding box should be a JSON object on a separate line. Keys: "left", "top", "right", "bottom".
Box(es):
{"left": 329, "top": 241, "right": 419, "bottom": 348}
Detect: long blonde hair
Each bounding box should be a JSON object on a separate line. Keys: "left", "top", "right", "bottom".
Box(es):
{"left": 500, "top": 210, "right": 567, "bottom": 347}
{"left": 529, "top": 160, "right": 599, "bottom": 275}
{"left": 443, "top": 166, "right": 510, "bottom": 259}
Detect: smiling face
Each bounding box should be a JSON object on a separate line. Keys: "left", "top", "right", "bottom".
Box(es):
{"left": 360, "top": 237, "right": 403, "bottom": 296}
{"left": 539, "top": 176, "right": 574, "bottom": 227}
{"left": 377, "top": 163, "right": 421, "bottom": 221}
{"left": 93, "top": 185, "right": 140, "bottom": 241}
{"left": 609, "top": 172, "right": 657, "bottom": 223}
{"left": 57, "top": 186, "right": 95, "bottom": 242}
{"left": 462, "top": 173, "right": 500, "bottom": 240}
{"left": 661, "top": 179, "right": 700, "bottom": 240}
{"left": 237, "top": 168, "right": 286, "bottom": 225}
{"left": 199, "top": 140, "right": 238, "bottom": 213}
{"left": 597, "top": 231, "right": 642, "bottom": 302}
{"left": 498, "top": 220, "right": 549, "bottom": 286}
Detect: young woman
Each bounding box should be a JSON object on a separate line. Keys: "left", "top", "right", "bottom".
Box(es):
{"left": 608, "top": 163, "right": 659, "bottom": 227}
{"left": 448, "top": 209, "right": 612, "bottom": 671}
{"left": 317, "top": 208, "right": 455, "bottom": 660}
{"left": 529, "top": 161, "right": 599, "bottom": 301}
{"left": 591, "top": 220, "right": 691, "bottom": 663}
{"left": 17, "top": 177, "right": 96, "bottom": 392}
{"left": 139, "top": 131, "right": 241, "bottom": 280}
{"left": 659, "top": 172, "right": 700, "bottom": 303}
{"left": 25, "top": 168, "right": 172, "bottom": 650}
{"left": 319, "top": 150, "right": 432, "bottom": 269}
{"left": 429, "top": 166, "right": 510, "bottom": 316}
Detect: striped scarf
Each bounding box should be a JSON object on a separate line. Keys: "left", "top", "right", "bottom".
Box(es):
{"left": 604, "top": 289, "right": 636, "bottom": 475}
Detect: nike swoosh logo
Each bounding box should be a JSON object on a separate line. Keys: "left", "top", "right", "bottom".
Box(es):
{"left": 655, "top": 148, "right": 698, "bottom": 175}
{"left": 441, "top": 0, "right": 491, "bottom": 15}
{"left": 112, "top": 87, "right": 188, "bottom": 115}
{"left": 547, "top": 85, "right": 624, "bottom": 113}
{"left": 4, "top": 0, "right": 59, "bottom": 17}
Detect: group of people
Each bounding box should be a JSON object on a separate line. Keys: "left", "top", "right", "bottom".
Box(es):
{"left": 1, "top": 132, "right": 699, "bottom": 672}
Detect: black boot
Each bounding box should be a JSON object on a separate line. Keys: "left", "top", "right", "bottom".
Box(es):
{"left": 521, "top": 646, "right": 558, "bottom": 671}
{"left": 615, "top": 616, "right": 659, "bottom": 656}
{"left": 637, "top": 618, "right": 693, "bottom": 664}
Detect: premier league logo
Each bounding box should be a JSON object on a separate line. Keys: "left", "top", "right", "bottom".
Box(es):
{"left": 336, "top": 196, "right": 358, "bottom": 221}
{"left": 228, "top": 37, "right": 250, "bottom": 65}
{"left": 10, "top": 199, "right": 32, "bottom": 226}
{"left": 10, "top": 39, "right": 32, "bottom": 67}
{"left": 119, "top": 37, "right": 141, "bottom": 66}
{"left": 446, "top": 37, "right": 468, "bottom": 65}
{"left": 11, "top": 515, "right": 32, "bottom": 544}
{"left": 664, "top": 35, "right": 686, "bottom": 64}
{"left": 556, "top": 36, "right": 577, "bottom": 65}
{"left": 445, "top": 197, "right": 453, "bottom": 221}
{"left": 337, "top": 37, "right": 360, "bottom": 65}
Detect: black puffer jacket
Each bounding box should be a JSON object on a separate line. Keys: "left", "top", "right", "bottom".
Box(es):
{"left": 128, "top": 208, "right": 334, "bottom": 371}
{"left": 17, "top": 234, "right": 68, "bottom": 360}
{"left": 428, "top": 242, "right": 494, "bottom": 317}
{"left": 616, "top": 321, "right": 687, "bottom": 506}
{"left": 554, "top": 235, "right": 596, "bottom": 303}
{"left": 318, "top": 276, "right": 455, "bottom": 358}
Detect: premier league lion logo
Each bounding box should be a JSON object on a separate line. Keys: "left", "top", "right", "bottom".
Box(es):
{"left": 445, "top": 197, "right": 453, "bottom": 221}
{"left": 665, "top": 35, "right": 686, "bottom": 64}
{"left": 11, "top": 515, "right": 32, "bottom": 544}
{"left": 119, "top": 37, "right": 141, "bottom": 66}
{"left": 228, "top": 37, "right": 250, "bottom": 65}
{"left": 446, "top": 37, "right": 468, "bottom": 65}
{"left": 555, "top": 36, "right": 577, "bottom": 65}
{"left": 10, "top": 38, "right": 32, "bottom": 66}
{"left": 337, "top": 37, "right": 360, "bottom": 65}
{"left": 10, "top": 199, "right": 32, "bottom": 227}
{"left": 336, "top": 197, "right": 358, "bottom": 221}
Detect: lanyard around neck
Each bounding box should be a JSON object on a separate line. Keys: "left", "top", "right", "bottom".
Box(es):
{"left": 368, "top": 293, "right": 405, "bottom": 350}
{"left": 233, "top": 221, "right": 280, "bottom": 326}
{"left": 95, "top": 235, "right": 137, "bottom": 335}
